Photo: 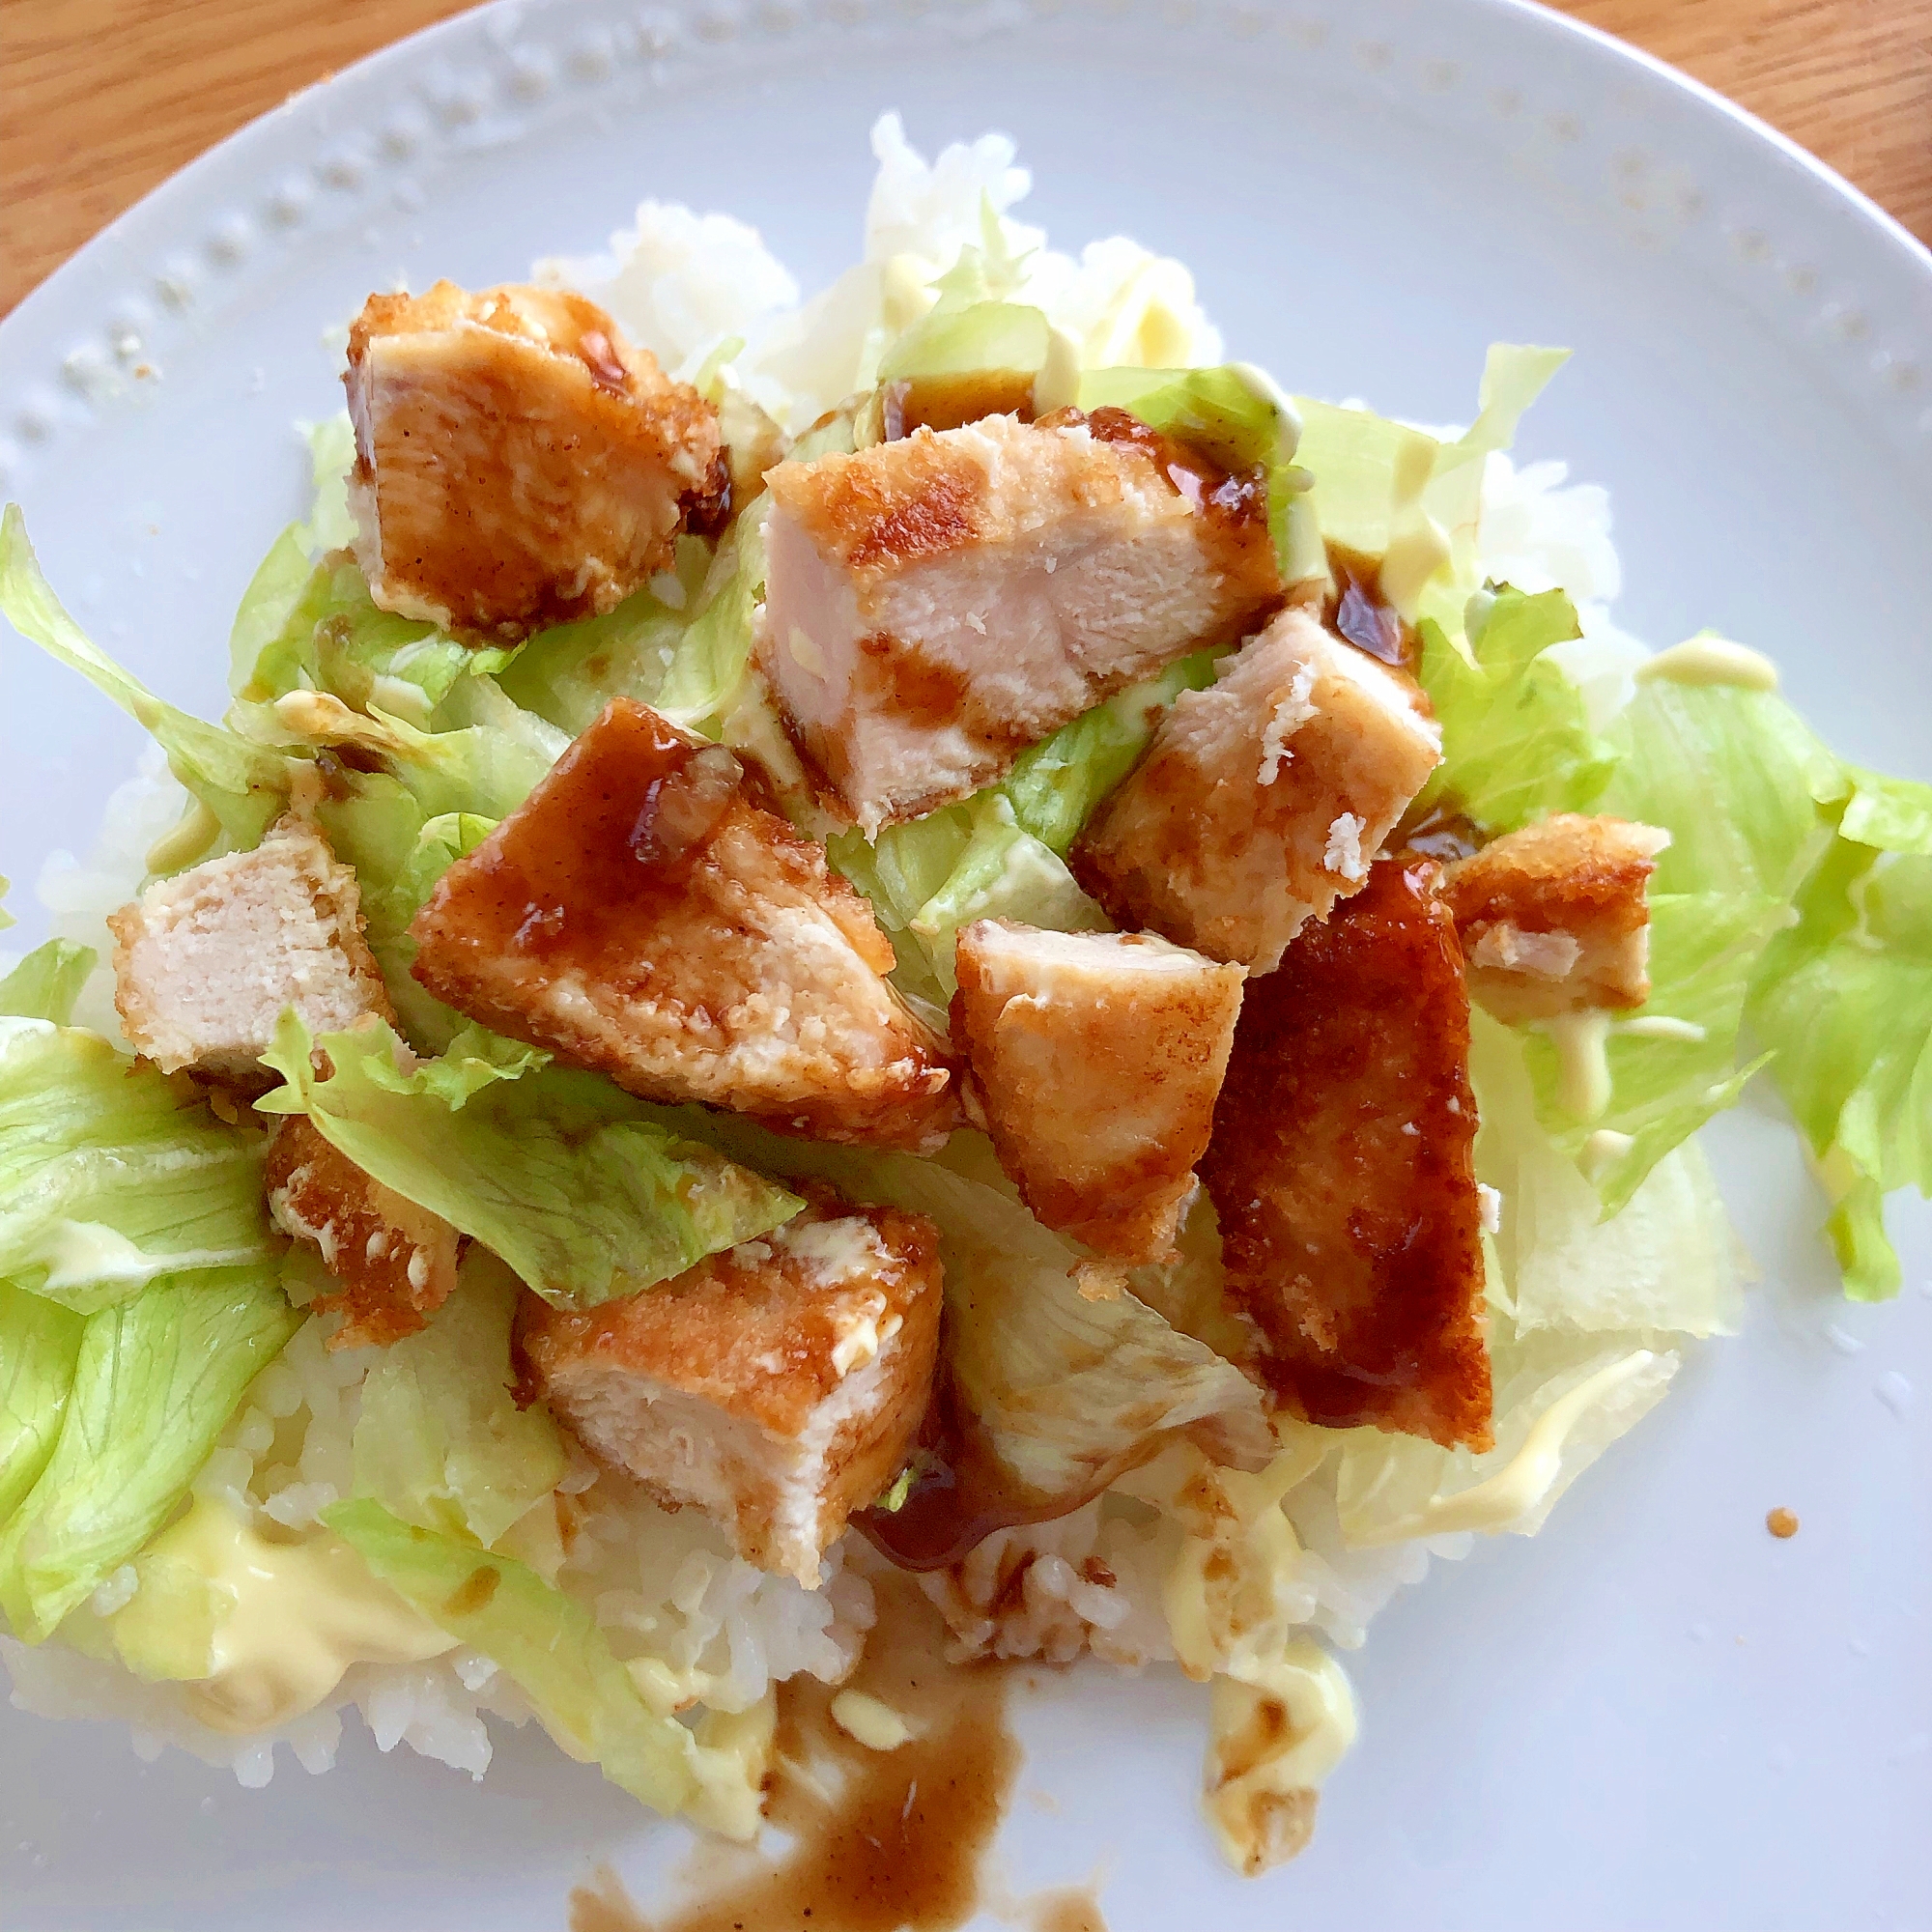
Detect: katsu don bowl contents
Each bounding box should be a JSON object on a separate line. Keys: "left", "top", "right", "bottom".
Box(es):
{"left": 3, "top": 111, "right": 1927, "bottom": 1888}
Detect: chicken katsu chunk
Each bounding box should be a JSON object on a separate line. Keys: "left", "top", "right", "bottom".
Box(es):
{"left": 345, "top": 281, "right": 724, "bottom": 644}
{"left": 1072, "top": 607, "right": 1441, "bottom": 974}
{"left": 108, "top": 816, "right": 390, "bottom": 1088}
{"left": 266, "top": 1115, "right": 459, "bottom": 1348}
{"left": 409, "top": 697, "right": 960, "bottom": 1150}
{"left": 515, "top": 1197, "right": 943, "bottom": 1585}
{"left": 758, "top": 407, "right": 1283, "bottom": 837}
{"left": 951, "top": 921, "right": 1246, "bottom": 1263}
{"left": 1441, "top": 813, "right": 1669, "bottom": 1024}
{"left": 1201, "top": 861, "right": 1492, "bottom": 1450}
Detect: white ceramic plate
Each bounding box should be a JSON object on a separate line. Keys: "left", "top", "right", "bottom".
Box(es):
{"left": 2, "top": 3, "right": 1928, "bottom": 1926}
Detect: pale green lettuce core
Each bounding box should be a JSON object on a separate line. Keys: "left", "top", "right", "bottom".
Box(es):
{"left": 0, "top": 1022, "right": 279, "bottom": 1315}
{"left": 350, "top": 1251, "right": 567, "bottom": 1548}
{"left": 0, "top": 1263, "right": 299, "bottom": 1641}
{"left": 257, "top": 1012, "right": 803, "bottom": 1309}
{"left": 0, "top": 941, "right": 96, "bottom": 1027}
{"left": 0, "top": 505, "right": 291, "bottom": 855}
{"left": 326, "top": 1498, "right": 701, "bottom": 1817}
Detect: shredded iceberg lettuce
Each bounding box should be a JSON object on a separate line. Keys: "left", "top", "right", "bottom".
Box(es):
{"left": 0, "top": 1021, "right": 279, "bottom": 1315}
{"left": 0, "top": 1283, "right": 84, "bottom": 1531}
{"left": 258, "top": 1013, "right": 803, "bottom": 1310}
{"left": 0, "top": 1260, "right": 298, "bottom": 1641}
{"left": 1, "top": 506, "right": 290, "bottom": 856}
{"left": 0, "top": 941, "right": 96, "bottom": 1027}
{"left": 350, "top": 1251, "right": 568, "bottom": 1548}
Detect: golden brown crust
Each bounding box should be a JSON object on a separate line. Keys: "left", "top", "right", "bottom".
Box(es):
{"left": 264, "top": 1115, "right": 459, "bottom": 1349}
{"left": 1200, "top": 861, "right": 1492, "bottom": 1451}
{"left": 344, "top": 280, "right": 724, "bottom": 644}
{"left": 408, "top": 697, "right": 961, "bottom": 1151}
{"left": 950, "top": 923, "right": 1245, "bottom": 1262}
{"left": 1441, "top": 813, "right": 1666, "bottom": 1022}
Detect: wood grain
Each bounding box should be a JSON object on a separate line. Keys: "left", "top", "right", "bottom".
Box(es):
{"left": 3, "top": 0, "right": 1929, "bottom": 315}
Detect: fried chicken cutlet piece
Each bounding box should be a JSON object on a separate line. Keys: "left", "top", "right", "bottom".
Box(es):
{"left": 108, "top": 816, "right": 391, "bottom": 1088}
{"left": 1200, "top": 861, "right": 1492, "bottom": 1450}
{"left": 345, "top": 281, "right": 724, "bottom": 644}
{"left": 515, "top": 1197, "right": 943, "bottom": 1585}
{"left": 265, "top": 1113, "right": 459, "bottom": 1348}
{"left": 409, "top": 697, "right": 960, "bottom": 1151}
{"left": 758, "top": 407, "right": 1282, "bottom": 837}
{"left": 1072, "top": 607, "right": 1441, "bottom": 973}
{"left": 1440, "top": 813, "right": 1669, "bottom": 1024}
{"left": 951, "top": 921, "right": 1246, "bottom": 1263}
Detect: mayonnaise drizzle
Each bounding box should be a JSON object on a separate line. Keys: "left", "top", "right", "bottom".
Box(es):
{"left": 1541, "top": 1009, "right": 1614, "bottom": 1121}
{"left": 118, "top": 1496, "right": 454, "bottom": 1734}
{"left": 1636, "top": 637, "right": 1780, "bottom": 691}
{"left": 1346, "top": 1351, "right": 1660, "bottom": 1545}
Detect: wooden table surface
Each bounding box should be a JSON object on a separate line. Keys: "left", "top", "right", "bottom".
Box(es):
{"left": 3, "top": 0, "right": 1929, "bottom": 316}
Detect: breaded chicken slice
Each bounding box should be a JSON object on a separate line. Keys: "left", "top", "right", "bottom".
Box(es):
{"left": 265, "top": 1114, "right": 459, "bottom": 1349}
{"left": 1201, "top": 861, "right": 1492, "bottom": 1451}
{"left": 345, "top": 281, "right": 724, "bottom": 644}
{"left": 951, "top": 921, "right": 1246, "bottom": 1263}
{"left": 108, "top": 815, "right": 391, "bottom": 1089}
{"left": 515, "top": 1196, "right": 943, "bottom": 1585}
{"left": 1071, "top": 607, "right": 1441, "bottom": 974}
{"left": 1440, "top": 813, "right": 1670, "bottom": 1024}
{"left": 758, "top": 406, "right": 1283, "bottom": 837}
{"left": 410, "top": 696, "right": 960, "bottom": 1151}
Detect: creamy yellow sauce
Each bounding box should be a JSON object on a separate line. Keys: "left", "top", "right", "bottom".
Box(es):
{"left": 1349, "top": 1350, "right": 1660, "bottom": 1544}
{"left": 1204, "top": 1643, "right": 1356, "bottom": 1876}
{"left": 1542, "top": 1009, "right": 1614, "bottom": 1121}
{"left": 115, "top": 1496, "right": 453, "bottom": 1734}
{"left": 1636, "top": 637, "right": 1780, "bottom": 691}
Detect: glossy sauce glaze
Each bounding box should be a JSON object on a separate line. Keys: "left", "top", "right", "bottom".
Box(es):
{"left": 568, "top": 1569, "right": 1021, "bottom": 1932}
{"left": 1322, "top": 543, "right": 1417, "bottom": 668}
{"left": 879, "top": 371, "right": 1040, "bottom": 438}
{"left": 854, "top": 1368, "right": 1087, "bottom": 1573}
{"left": 457, "top": 698, "right": 748, "bottom": 970}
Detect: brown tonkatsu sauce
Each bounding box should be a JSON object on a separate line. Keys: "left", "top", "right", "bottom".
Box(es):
{"left": 569, "top": 1570, "right": 1021, "bottom": 1932}
{"left": 879, "top": 370, "right": 1040, "bottom": 438}
{"left": 1322, "top": 542, "right": 1417, "bottom": 669}
{"left": 459, "top": 700, "right": 749, "bottom": 969}
{"left": 1395, "top": 796, "right": 1487, "bottom": 865}
{"left": 855, "top": 1369, "right": 1085, "bottom": 1573}
{"left": 1052, "top": 403, "right": 1272, "bottom": 536}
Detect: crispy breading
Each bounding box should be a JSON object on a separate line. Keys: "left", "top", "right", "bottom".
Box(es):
{"left": 345, "top": 281, "right": 724, "bottom": 644}
{"left": 758, "top": 407, "right": 1282, "bottom": 836}
{"left": 1441, "top": 813, "right": 1670, "bottom": 1023}
{"left": 108, "top": 815, "right": 391, "bottom": 1089}
{"left": 950, "top": 921, "right": 1245, "bottom": 1263}
{"left": 515, "top": 1195, "right": 943, "bottom": 1585}
{"left": 264, "top": 1115, "right": 459, "bottom": 1349}
{"left": 1200, "top": 861, "right": 1492, "bottom": 1451}
{"left": 409, "top": 697, "right": 961, "bottom": 1151}
{"left": 1072, "top": 607, "right": 1441, "bottom": 974}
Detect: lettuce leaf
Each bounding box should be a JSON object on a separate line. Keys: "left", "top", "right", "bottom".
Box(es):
{"left": 257, "top": 1013, "right": 802, "bottom": 1309}
{"left": 351, "top": 1250, "right": 568, "bottom": 1548}
{"left": 1, "top": 506, "right": 290, "bottom": 853}
{"left": 297, "top": 412, "right": 358, "bottom": 554}
{"left": 0, "top": 941, "right": 96, "bottom": 1026}
{"left": 0, "top": 1021, "right": 277, "bottom": 1314}
{"left": 1472, "top": 1010, "right": 1745, "bottom": 1336}
{"left": 997, "top": 652, "right": 1220, "bottom": 856}
{"left": 1747, "top": 836, "right": 1932, "bottom": 1299}
{"left": 830, "top": 792, "right": 1108, "bottom": 1005}
{"left": 232, "top": 551, "right": 514, "bottom": 728}
{"left": 1415, "top": 584, "right": 1617, "bottom": 833}
{"left": 0, "top": 1263, "right": 298, "bottom": 1640}
{"left": 0, "top": 1282, "right": 84, "bottom": 1528}
{"left": 325, "top": 1498, "right": 699, "bottom": 1816}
